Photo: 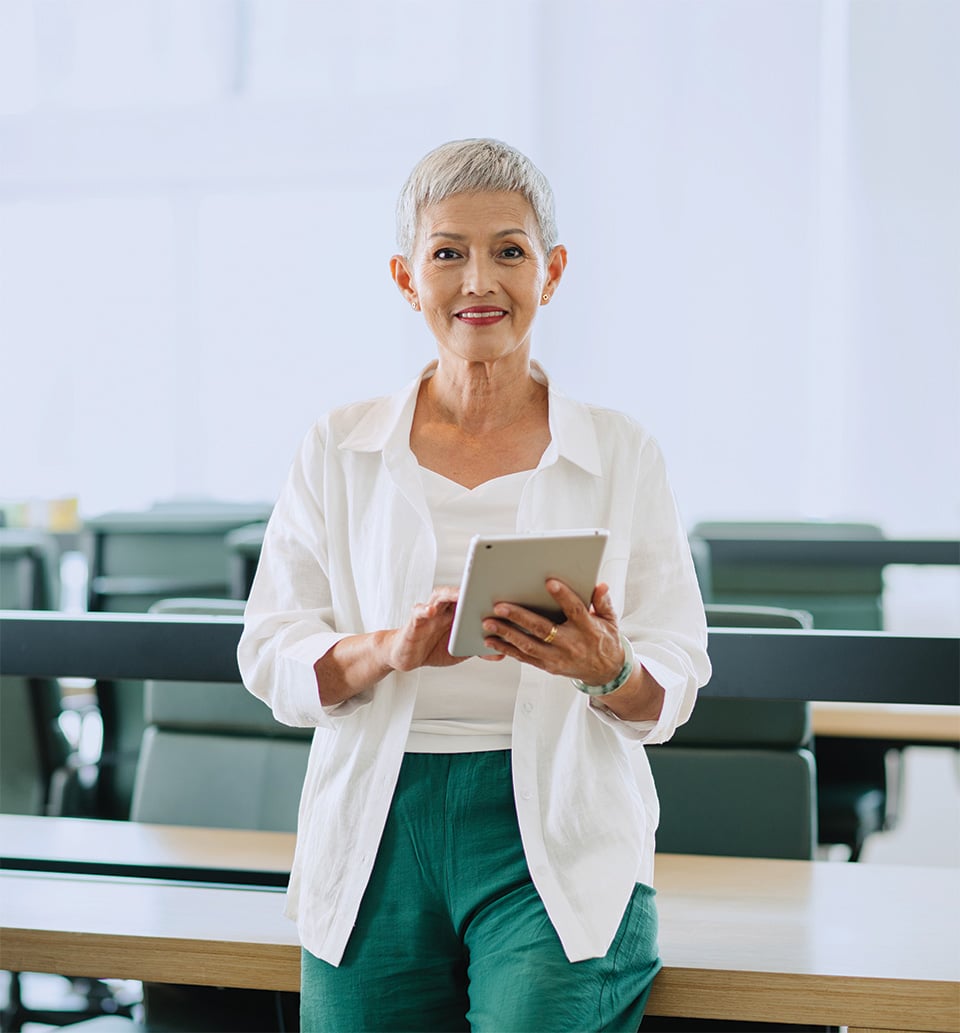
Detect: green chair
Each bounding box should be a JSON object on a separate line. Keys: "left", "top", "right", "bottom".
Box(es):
{"left": 225, "top": 522, "right": 266, "bottom": 599}
{"left": 686, "top": 534, "right": 713, "bottom": 603}
{"left": 0, "top": 527, "right": 60, "bottom": 610}
{"left": 649, "top": 604, "right": 817, "bottom": 860}
{"left": 690, "top": 520, "right": 885, "bottom": 629}
{"left": 83, "top": 502, "right": 272, "bottom": 820}
{"left": 130, "top": 597, "right": 307, "bottom": 1031}
{"left": 0, "top": 530, "right": 76, "bottom": 817}
{"left": 131, "top": 597, "right": 309, "bottom": 830}
{"left": 85, "top": 502, "right": 273, "bottom": 612}
{"left": 690, "top": 520, "right": 896, "bottom": 861}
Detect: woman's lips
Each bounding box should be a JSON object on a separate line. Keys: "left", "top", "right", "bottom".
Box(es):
{"left": 455, "top": 307, "right": 508, "bottom": 326}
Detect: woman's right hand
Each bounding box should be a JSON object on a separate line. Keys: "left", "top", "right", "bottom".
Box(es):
{"left": 316, "top": 587, "right": 488, "bottom": 707}
{"left": 386, "top": 585, "right": 468, "bottom": 672}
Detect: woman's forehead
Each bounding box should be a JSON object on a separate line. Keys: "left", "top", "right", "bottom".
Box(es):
{"left": 417, "top": 190, "right": 537, "bottom": 236}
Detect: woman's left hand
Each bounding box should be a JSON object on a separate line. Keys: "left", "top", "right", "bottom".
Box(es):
{"left": 482, "top": 579, "right": 625, "bottom": 686}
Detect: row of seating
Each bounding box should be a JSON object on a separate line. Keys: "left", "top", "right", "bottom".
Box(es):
{"left": 84, "top": 501, "right": 272, "bottom": 820}
{"left": 1, "top": 514, "right": 895, "bottom": 860}
{"left": 690, "top": 520, "right": 896, "bottom": 862}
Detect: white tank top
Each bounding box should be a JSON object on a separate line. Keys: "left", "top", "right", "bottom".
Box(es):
{"left": 405, "top": 465, "right": 530, "bottom": 753}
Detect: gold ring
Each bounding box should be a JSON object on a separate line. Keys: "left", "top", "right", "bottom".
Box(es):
{"left": 543, "top": 625, "right": 559, "bottom": 645}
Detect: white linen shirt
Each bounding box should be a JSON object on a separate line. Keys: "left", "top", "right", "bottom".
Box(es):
{"left": 238, "top": 361, "right": 711, "bottom": 966}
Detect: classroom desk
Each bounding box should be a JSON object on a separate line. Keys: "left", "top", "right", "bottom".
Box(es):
{"left": 812, "top": 702, "right": 960, "bottom": 744}
{"left": 0, "top": 814, "right": 294, "bottom": 886}
{"left": 1, "top": 820, "right": 957, "bottom": 1033}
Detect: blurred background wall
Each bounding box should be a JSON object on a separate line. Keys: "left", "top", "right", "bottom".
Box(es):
{"left": 1, "top": 0, "right": 957, "bottom": 541}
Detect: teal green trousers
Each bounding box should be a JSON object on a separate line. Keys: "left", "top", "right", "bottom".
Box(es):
{"left": 300, "top": 750, "right": 661, "bottom": 1032}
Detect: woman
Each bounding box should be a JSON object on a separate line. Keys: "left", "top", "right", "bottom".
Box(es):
{"left": 239, "top": 138, "right": 711, "bottom": 1032}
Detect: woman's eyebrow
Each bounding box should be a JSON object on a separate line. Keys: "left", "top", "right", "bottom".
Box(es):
{"left": 428, "top": 228, "right": 531, "bottom": 240}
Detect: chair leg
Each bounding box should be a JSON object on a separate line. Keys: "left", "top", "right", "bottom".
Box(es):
{"left": 1, "top": 972, "right": 26, "bottom": 1033}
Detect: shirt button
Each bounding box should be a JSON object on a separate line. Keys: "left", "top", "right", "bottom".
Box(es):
{"left": 519, "top": 788, "right": 533, "bottom": 801}
{"left": 522, "top": 701, "right": 534, "bottom": 715}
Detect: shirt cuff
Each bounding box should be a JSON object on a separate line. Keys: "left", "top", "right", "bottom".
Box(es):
{"left": 278, "top": 631, "right": 374, "bottom": 727}
{"left": 586, "top": 652, "right": 691, "bottom": 744}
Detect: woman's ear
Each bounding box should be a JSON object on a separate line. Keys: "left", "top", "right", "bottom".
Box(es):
{"left": 390, "top": 255, "right": 419, "bottom": 310}
{"left": 540, "top": 244, "right": 568, "bottom": 304}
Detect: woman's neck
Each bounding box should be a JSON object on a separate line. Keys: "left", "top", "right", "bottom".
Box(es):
{"left": 411, "top": 354, "right": 550, "bottom": 489}
{"left": 425, "top": 355, "right": 543, "bottom": 436}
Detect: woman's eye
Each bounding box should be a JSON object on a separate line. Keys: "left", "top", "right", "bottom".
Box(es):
{"left": 500, "top": 245, "right": 525, "bottom": 260}
{"left": 434, "top": 248, "right": 461, "bottom": 260}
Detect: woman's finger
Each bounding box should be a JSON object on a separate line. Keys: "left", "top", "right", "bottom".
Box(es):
{"left": 429, "top": 585, "right": 460, "bottom": 606}
{"left": 545, "top": 578, "right": 589, "bottom": 621}
{"left": 484, "top": 617, "right": 541, "bottom": 655}
{"left": 590, "top": 582, "right": 615, "bottom": 619}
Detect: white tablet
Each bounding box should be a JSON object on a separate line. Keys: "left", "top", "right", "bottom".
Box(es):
{"left": 447, "top": 529, "right": 610, "bottom": 657}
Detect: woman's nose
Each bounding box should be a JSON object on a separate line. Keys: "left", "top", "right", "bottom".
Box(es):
{"left": 462, "top": 254, "right": 497, "bottom": 295}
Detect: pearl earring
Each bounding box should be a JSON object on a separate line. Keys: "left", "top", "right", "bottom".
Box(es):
{"left": 542, "top": 293, "right": 549, "bottom": 302}
{"left": 411, "top": 300, "right": 419, "bottom": 311}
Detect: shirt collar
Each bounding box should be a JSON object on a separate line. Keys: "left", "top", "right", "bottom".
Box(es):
{"left": 339, "top": 359, "right": 603, "bottom": 477}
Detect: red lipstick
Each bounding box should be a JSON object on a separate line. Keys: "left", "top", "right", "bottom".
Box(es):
{"left": 455, "top": 306, "right": 507, "bottom": 326}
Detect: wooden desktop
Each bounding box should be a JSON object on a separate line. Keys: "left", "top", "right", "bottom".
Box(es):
{"left": 2, "top": 816, "right": 957, "bottom": 1033}
{"left": 812, "top": 702, "right": 960, "bottom": 744}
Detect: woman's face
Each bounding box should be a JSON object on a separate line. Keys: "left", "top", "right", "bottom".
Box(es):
{"left": 392, "top": 190, "right": 565, "bottom": 367}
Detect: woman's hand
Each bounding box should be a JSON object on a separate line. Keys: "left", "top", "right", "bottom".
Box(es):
{"left": 481, "top": 579, "right": 665, "bottom": 722}
{"left": 315, "top": 586, "right": 473, "bottom": 707}
{"left": 386, "top": 585, "right": 472, "bottom": 672}
{"left": 481, "top": 579, "right": 625, "bottom": 686}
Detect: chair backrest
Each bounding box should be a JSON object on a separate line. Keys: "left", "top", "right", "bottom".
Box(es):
{"left": 687, "top": 534, "right": 713, "bottom": 602}
{"left": 648, "top": 604, "right": 817, "bottom": 860}
{"left": 0, "top": 681, "right": 68, "bottom": 815}
{"left": 85, "top": 503, "right": 273, "bottom": 611}
{"left": 224, "top": 522, "right": 266, "bottom": 599}
{"left": 674, "top": 603, "right": 813, "bottom": 747}
{"left": 703, "top": 602, "right": 813, "bottom": 629}
{"left": 0, "top": 530, "right": 71, "bottom": 816}
{"left": 0, "top": 528, "right": 59, "bottom": 609}
{"left": 692, "top": 521, "right": 885, "bottom": 541}
{"left": 129, "top": 598, "right": 310, "bottom": 831}
{"left": 649, "top": 746, "right": 817, "bottom": 858}
{"left": 690, "top": 520, "right": 885, "bottom": 630}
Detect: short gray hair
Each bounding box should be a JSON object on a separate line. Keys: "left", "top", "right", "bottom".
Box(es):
{"left": 395, "top": 138, "right": 558, "bottom": 258}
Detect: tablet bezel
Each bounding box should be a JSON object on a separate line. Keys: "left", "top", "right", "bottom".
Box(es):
{"left": 447, "top": 528, "right": 610, "bottom": 657}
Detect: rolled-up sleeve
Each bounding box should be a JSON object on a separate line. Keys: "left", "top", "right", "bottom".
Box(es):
{"left": 588, "top": 434, "right": 711, "bottom": 744}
